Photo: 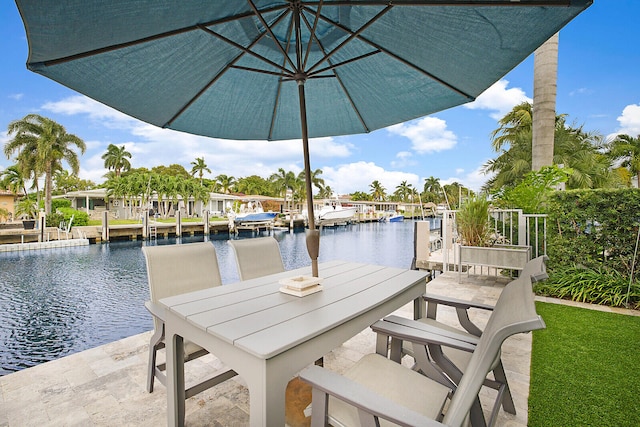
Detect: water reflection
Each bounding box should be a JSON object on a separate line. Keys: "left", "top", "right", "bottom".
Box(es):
{"left": 0, "top": 220, "right": 437, "bottom": 375}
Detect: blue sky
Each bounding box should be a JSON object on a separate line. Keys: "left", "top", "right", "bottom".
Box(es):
{"left": 1, "top": 1, "right": 639, "bottom": 195}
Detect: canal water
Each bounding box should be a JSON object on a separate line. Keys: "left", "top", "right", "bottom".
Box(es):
{"left": 0, "top": 219, "right": 438, "bottom": 376}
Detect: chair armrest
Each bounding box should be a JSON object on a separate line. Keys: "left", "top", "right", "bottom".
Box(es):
{"left": 145, "top": 300, "right": 165, "bottom": 321}
{"left": 423, "top": 293, "right": 494, "bottom": 337}
{"left": 372, "top": 316, "right": 477, "bottom": 352}
{"left": 299, "top": 366, "right": 446, "bottom": 427}
{"left": 423, "top": 293, "right": 495, "bottom": 311}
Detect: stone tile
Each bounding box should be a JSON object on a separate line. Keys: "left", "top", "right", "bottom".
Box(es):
{"left": 5, "top": 271, "right": 629, "bottom": 426}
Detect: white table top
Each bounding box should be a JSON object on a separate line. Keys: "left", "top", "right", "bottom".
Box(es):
{"left": 160, "top": 260, "right": 428, "bottom": 359}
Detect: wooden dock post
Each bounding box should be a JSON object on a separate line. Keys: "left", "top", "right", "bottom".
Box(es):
{"left": 102, "top": 211, "right": 109, "bottom": 242}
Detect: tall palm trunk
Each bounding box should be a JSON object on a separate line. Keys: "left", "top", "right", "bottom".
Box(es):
{"left": 532, "top": 33, "right": 559, "bottom": 171}
{"left": 45, "top": 162, "right": 53, "bottom": 215}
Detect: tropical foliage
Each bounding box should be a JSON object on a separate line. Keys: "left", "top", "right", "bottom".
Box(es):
{"left": 5, "top": 114, "right": 86, "bottom": 215}
{"left": 482, "top": 102, "right": 615, "bottom": 193}
{"left": 101, "top": 144, "right": 131, "bottom": 178}
{"left": 14, "top": 196, "right": 38, "bottom": 220}
{"left": 607, "top": 133, "right": 640, "bottom": 187}
{"left": 190, "top": 157, "right": 211, "bottom": 185}
{"left": 455, "top": 195, "right": 491, "bottom": 247}
{"left": 492, "top": 165, "right": 570, "bottom": 214}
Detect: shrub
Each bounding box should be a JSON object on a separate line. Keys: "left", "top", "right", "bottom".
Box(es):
{"left": 46, "top": 212, "right": 65, "bottom": 227}
{"left": 456, "top": 195, "right": 491, "bottom": 247}
{"left": 546, "top": 188, "right": 640, "bottom": 277}
{"left": 55, "top": 207, "right": 89, "bottom": 227}
{"left": 52, "top": 199, "right": 72, "bottom": 211}
{"left": 535, "top": 265, "right": 640, "bottom": 309}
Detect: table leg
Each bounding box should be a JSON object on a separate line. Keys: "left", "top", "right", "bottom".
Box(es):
{"left": 414, "top": 295, "right": 425, "bottom": 320}
{"left": 246, "top": 364, "right": 287, "bottom": 426}
{"left": 166, "top": 330, "right": 185, "bottom": 427}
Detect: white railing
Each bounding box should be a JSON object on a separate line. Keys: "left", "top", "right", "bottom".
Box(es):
{"left": 441, "top": 209, "right": 547, "bottom": 272}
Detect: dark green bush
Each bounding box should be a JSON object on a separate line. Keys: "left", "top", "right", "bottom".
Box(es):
{"left": 46, "top": 212, "right": 65, "bottom": 227}
{"left": 56, "top": 207, "right": 89, "bottom": 227}
{"left": 52, "top": 199, "right": 72, "bottom": 211}
{"left": 535, "top": 265, "right": 640, "bottom": 309}
{"left": 546, "top": 188, "right": 640, "bottom": 277}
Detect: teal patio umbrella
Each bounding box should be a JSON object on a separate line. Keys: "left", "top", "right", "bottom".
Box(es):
{"left": 16, "top": 0, "right": 591, "bottom": 276}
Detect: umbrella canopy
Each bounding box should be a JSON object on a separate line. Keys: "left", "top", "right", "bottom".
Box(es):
{"left": 16, "top": 0, "right": 591, "bottom": 275}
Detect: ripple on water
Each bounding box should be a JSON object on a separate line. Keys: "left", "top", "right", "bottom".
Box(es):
{"left": 0, "top": 220, "right": 435, "bottom": 375}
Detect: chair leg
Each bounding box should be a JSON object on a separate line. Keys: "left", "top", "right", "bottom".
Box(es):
{"left": 492, "top": 361, "right": 516, "bottom": 415}
{"left": 147, "top": 328, "right": 164, "bottom": 393}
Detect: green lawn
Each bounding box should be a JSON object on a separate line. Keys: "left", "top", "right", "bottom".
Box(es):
{"left": 529, "top": 302, "right": 640, "bottom": 426}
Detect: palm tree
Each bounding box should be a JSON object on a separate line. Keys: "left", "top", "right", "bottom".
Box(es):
{"left": 0, "top": 165, "right": 28, "bottom": 196}
{"left": 393, "top": 180, "right": 412, "bottom": 203}
{"left": 318, "top": 185, "right": 334, "bottom": 199}
{"left": 302, "top": 168, "right": 325, "bottom": 196}
{"left": 5, "top": 114, "right": 86, "bottom": 215}
{"left": 532, "top": 33, "right": 559, "bottom": 170}
{"left": 190, "top": 157, "right": 211, "bottom": 185}
{"left": 101, "top": 144, "right": 132, "bottom": 178}
{"left": 213, "top": 174, "right": 236, "bottom": 194}
{"left": 421, "top": 176, "right": 442, "bottom": 204}
{"left": 270, "top": 168, "right": 298, "bottom": 208}
{"left": 483, "top": 104, "right": 614, "bottom": 192}
{"left": 369, "top": 180, "right": 386, "bottom": 202}
{"left": 608, "top": 134, "right": 640, "bottom": 187}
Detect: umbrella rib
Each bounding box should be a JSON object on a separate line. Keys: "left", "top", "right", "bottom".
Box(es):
{"left": 302, "top": 0, "right": 324, "bottom": 70}
{"left": 301, "top": 1, "right": 573, "bottom": 6}
{"left": 305, "top": 5, "right": 392, "bottom": 76}
{"left": 164, "top": 13, "right": 292, "bottom": 128}
{"left": 269, "top": 18, "right": 297, "bottom": 141}
{"left": 37, "top": 6, "right": 289, "bottom": 67}
{"left": 301, "top": 15, "right": 372, "bottom": 133}
{"left": 312, "top": 11, "right": 475, "bottom": 101}
{"left": 306, "top": 50, "right": 381, "bottom": 78}
{"left": 247, "top": 0, "right": 298, "bottom": 72}
{"left": 199, "top": 25, "right": 295, "bottom": 77}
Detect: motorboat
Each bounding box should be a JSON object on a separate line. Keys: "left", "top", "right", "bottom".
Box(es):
{"left": 313, "top": 201, "right": 357, "bottom": 225}
{"left": 380, "top": 211, "right": 404, "bottom": 222}
{"left": 230, "top": 200, "right": 278, "bottom": 224}
{"left": 387, "top": 213, "right": 404, "bottom": 222}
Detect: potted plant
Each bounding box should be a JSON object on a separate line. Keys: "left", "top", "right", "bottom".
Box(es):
{"left": 455, "top": 195, "right": 530, "bottom": 276}
{"left": 15, "top": 197, "right": 38, "bottom": 230}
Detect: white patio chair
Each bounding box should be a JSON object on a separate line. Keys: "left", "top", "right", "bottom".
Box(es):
{"left": 142, "top": 242, "right": 237, "bottom": 397}
{"left": 385, "top": 255, "right": 548, "bottom": 425}
{"left": 299, "top": 272, "right": 546, "bottom": 427}
{"left": 228, "top": 236, "right": 285, "bottom": 280}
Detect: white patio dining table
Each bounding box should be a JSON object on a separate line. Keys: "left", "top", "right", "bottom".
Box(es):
{"left": 159, "top": 259, "right": 429, "bottom": 427}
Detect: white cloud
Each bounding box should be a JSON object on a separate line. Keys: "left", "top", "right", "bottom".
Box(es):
{"left": 464, "top": 79, "right": 531, "bottom": 120}
{"left": 569, "top": 87, "right": 593, "bottom": 97}
{"left": 441, "top": 163, "right": 493, "bottom": 193}
{"left": 615, "top": 103, "right": 640, "bottom": 136}
{"left": 387, "top": 117, "right": 457, "bottom": 154}
{"left": 8, "top": 93, "right": 23, "bottom": 101}
{"left": 41, "top": 95, "right": 355, "bottom": 184}
{"left": 322, "top": 161, "right": 419, "bottom": 195}
{"left": 390, "top": 151, "right": 415, "bottom": 168}
{"left": 42, "top": 95, "right": 137, "bottom": 130}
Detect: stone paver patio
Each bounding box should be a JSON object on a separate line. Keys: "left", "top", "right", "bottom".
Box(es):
{"left": 1, "top": 272, "right": 636, "bottom": 426}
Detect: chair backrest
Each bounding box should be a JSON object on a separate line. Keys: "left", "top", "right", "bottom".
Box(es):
{"left": 442, "top": 275, "right": 546, "bottom": 426}
{"left": 142, "top": 242, "right": 223, "bottom": 304}
{"left": 228, "top": 237, "right": 285, "bottom": 280}
{"left": 521, "top": 254, "right": 549, "bottom": 283}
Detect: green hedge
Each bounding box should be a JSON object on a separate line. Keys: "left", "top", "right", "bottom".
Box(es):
{"left": 54, "top": 207, "right": 89, "bottom": 227}
{"left": 546, "top": 188, "right": 640, "bottom": 277}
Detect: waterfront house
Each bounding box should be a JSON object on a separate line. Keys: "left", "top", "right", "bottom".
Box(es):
{"left": 58, "top": 189, "right": 242, "bottom": 220}
{"left": 0, "top": 189, "right": 22, "bottom": 222}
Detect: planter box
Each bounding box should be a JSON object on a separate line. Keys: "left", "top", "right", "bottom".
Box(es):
{"left": 458, "top": 244, "right": 530, "bottom": 280}
{"left": 22, "top": 220, "right": 36, "bottom": 230}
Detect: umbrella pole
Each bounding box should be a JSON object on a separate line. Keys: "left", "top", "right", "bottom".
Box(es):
{"left": 298, "top": 81, "right": 320, "bottom": 277}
